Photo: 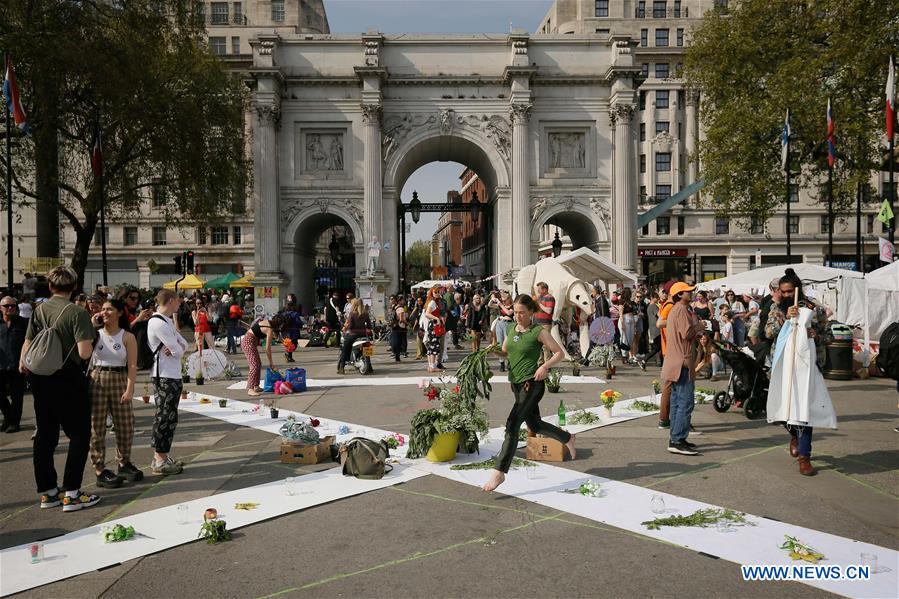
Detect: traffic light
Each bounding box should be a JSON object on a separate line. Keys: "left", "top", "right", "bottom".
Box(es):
{"left": 186, "top": 250, "right": 195, "bottom": 274}
{"left": 173, "top": 254, "right": 182, "bottom": 275}
{"left": 679, "top": 259, "right": 692, "bottom": 277}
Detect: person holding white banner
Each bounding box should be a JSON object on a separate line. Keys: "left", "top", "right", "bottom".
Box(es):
{"left": 765, "top": 269, "right": 837, "bottom": 477}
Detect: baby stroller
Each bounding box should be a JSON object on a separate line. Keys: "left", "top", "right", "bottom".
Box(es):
{"left": 712, "top": 342, "right": 769, "bottom": 420}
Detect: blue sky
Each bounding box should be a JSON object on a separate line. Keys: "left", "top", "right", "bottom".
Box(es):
{"left": 326, "top": 0, "right": 554, "bottom": 242}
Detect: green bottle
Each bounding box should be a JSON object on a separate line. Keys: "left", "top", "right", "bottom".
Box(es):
{"left": 558, "top": 400, "right": 566, "bottom": 427}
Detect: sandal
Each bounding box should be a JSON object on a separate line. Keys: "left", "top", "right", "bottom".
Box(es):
{"left": 248, "top": 389, "right": 262, "bottom": 397}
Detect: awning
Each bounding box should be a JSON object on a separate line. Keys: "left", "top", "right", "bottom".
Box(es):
{"left": 162, "top": 274, "right": 206, "bottom": 290}
{"left": 696, "top": 264, "right": 863, "bottom": 295}
{"left": 230, "top": 275, "right": 255, "bottom": 288}
{"left": 204, "top": 272, "right": 241, "bottom": 290}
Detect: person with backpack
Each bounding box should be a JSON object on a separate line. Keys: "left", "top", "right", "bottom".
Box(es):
{"left": 147, "top": 289, "right": 188, "bottom": 476}
{"left": 88, "top": 299, "right": 142, "bottom": 488}
{"left": 224, "top": 296, "right": 243, "bottom": 355}
{"left": 19, "top": 266, "right": 100, "bottom": 512}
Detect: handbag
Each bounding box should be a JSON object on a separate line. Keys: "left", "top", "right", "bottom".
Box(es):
{"left": 263, "top": 368, "right": 283, "bottom": 393}
{"left": 340, "top": 437, "right": 392, "bottom": 480}
{"left": 284, "top": 367, "right": 307, "bottom": 392}
{"left": 432, "top": 323, "right": 446, "bottom": 338}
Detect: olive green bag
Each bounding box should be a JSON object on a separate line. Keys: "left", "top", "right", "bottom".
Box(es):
{"left": 340, "top": 437, "right": 392, "bottom": 480}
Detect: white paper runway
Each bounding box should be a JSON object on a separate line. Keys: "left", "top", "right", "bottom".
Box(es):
{"left": 227, "top": 374, "right": 607, "bottom": 390}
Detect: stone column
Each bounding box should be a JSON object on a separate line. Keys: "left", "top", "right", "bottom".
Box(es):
{"left": 685, "top": 91, "right": 698, "bottom": 185}
{"left": 361, "top": 103, "right": 383, "bottom": 273}
{"left": 511, "top": 103, "right": 532, "bottom": 268}
{"left": 253, "top": 103, "right": 281, "bottom": 277}
{"left": 611, "top": 104, "right": 637, "bottom": 271}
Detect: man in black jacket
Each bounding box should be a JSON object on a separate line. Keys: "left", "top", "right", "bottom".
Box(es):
{"left": 0, "top": 296, "right": 28, "bottom": 432}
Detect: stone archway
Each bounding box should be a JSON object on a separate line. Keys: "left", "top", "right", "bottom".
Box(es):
{"left": 282, "top": 201, "right": 364, "bottom": 312}
{"left": 530, "top": 195, "right": 611, "bottom": 255}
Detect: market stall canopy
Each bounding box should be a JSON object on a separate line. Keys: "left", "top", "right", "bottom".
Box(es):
{"left": 162, "top": 274, "right": 206, "bottom": 290}
{"left": 859, "top": 260, "right": 899, "bottom": 350}
{"left": 410, "top": 279, "right": 472, "bottom": 290}
{"left": 865, "top": 260, "right": 899, "bottom": 292}
{"left": 696, "top": 264, "right": 863, "bottom": 295}
{"left": 556, "top": 247, "right": 638, "bottom": 286}
{"left": 204, "top": 272, "right": 241, "bottom": 290}
{"left": 230, "top": 275, "right": 255, "bottom": 288}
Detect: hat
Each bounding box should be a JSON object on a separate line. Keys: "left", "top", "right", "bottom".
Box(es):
{"left": 221, "top": 293, "right": 231, "bottom": 303}
{"left": 669, "top": 282, "right": 696, "bottom": 297}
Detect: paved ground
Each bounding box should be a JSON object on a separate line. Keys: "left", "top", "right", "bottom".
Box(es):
{"left": 1, "top": 339, "right": 897, "bottom": 598}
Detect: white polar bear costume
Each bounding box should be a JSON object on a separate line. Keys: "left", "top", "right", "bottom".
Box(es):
{"left": 515, "top": 258, "right": 596, "bottom": 358}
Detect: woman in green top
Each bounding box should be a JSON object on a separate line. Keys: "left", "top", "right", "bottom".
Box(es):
{"left": 483, "top": 294, "right": 575, "bottom": 492}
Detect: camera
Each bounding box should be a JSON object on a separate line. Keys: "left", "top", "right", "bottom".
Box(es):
{"left": 141, "top": 298, "right": 156, "bottom": 310}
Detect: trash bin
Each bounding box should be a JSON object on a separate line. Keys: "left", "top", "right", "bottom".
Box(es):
{"left": 823, "top": 323, "right": 853, "bottom": 380}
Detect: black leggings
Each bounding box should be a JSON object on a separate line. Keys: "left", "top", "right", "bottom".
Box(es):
{"left": 644, "top": 335, "right": 662, "bottom": 363}
{"left": 496, "top": 379, "right": 571, "bottom": 473}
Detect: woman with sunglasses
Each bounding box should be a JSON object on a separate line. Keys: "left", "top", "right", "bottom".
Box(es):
{"left": 0, "top": 297, "right": 27, "bottom": 433}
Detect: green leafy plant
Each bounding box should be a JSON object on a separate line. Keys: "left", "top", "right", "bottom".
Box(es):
{"left": 560, "top": 481, "right": 602, "bottom": 497}
{"left": 568, "top": 356, "right": 582, "bottom": 376}
{"left": 101, "top": 524, "right": 136, "bottom": 543}
{"left": 198, "top": 517, "right": 231, "bottom": 544}
{"left": 545, "top": 368, "right": 562, "bottom": 392}
{"left": 779, "top": 535, "right": 825, "bottom": 564}
{"left": 450, "top": 457, "right": 535, "bottom": 471}
{"left": 642, "top": 508, "right": 754, "bottom": 531}
{"left": 652, "top": 379, "right": 661, "bottom": 394}
{"left": 382, "top": 435, "right": 400, "bottom": 449}
{"left": 456, "top": 343, "right": 498, "bottom": 402}
{"left": 588, "top": 345, "right": 617, "bottom": 369}
{"left": 567, "top": 409, "right": 600, "bottom": 425}
{"left": 518, "top": 427, "right": 529, "bottom": 442}
{"left": 631, "top": 400, "right": 660, "bottom": 412}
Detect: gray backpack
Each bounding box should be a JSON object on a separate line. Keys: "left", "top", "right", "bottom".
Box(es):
{"left": 23, "top": 303, "right": 77, "bottom": 375}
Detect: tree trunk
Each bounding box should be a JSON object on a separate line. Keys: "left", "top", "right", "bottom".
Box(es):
{"left": 70, "top": 212, "right": 98, "bottom": 295}
{"left": 33, "top": 75, "right": 61, "bottom": 260}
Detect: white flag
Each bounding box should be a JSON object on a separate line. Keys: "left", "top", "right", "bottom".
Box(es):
{"left": 879, "top": 237, "right": 894, "bottom": 263}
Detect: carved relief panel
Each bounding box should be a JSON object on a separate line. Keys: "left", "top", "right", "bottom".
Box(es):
{"left": 294, "top": 125, "right": 352, "bottom": 181}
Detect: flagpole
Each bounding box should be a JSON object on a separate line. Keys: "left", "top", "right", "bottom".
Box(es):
{"left": 96, "top": 109, "right": 107, "bottom": 287}
{"left": 827, "top": 97, "right": 834, "bottom": 266}
{"left": 890, "top": 54, "right": 896, "bottom": 247}
{"left": 785, "top": 109, "right": 792, "bottom": 262}
{"left": 856, "top": 181, "right": 862, "bottom": 271}
{"left": 4, "top": 52, "right": 12, "bottom": 294}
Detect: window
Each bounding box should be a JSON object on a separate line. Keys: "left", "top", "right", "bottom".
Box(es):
{"left": 151, "top": 183, "right": 166, "bottom": 208}
{"left": 211, "top": 2, "right": 229, "bottom": 24}
{"left": 211, "top": 226, "right": 229, "bottom": 245}
{"left": 715, "top": 0, "right": 728, "bottom": 9}
{"left": 640, "top": 185, "right": 647, "bottom": 201}
{"left": 271, "top": 0, "right": 284, "bottom": 22}
{"left": 640, "top": 29, "right": 648, "bottom": 47}
{"left": 231, "top": 36, "right": 240, "bottom": 54}
{"left": 750, "top": 216, "right": 765, "bottom": 234}
{"left": 640, "top": 154, "right": 646, "bottom": 173}
{"left": 642, "top": 223, "right": 650, "bottom": 235}
{"left": 596, "top": 28, "right": 610, "bottom": 36}
{"left": 639, "top": 91, "right": 646, "bottom": 110}
{"left": 152, "top": 226, "right": 167, "bottom": 246}
{"left": 197, "top": 227, "right": 208, "bottom": 245}
{"left": 637, "top": 1, "right": 646, "bottom": 18}
{"left": 656, "top": 90, "right": 669, "bottom": 108}
{"left": 233, "top": 2, "right": 243, "bottom": 23}
{"left": 657, "top": 216, "right": 670, "bottom": 235}
{"left": 595, "top": 0, "right": 609, "bottom": 17}
{"left": 94, "top": 227, "right": 109, "bottom": 247}
{"left": 867, "top": 214, "right": 875, "bottom": 234}
{"left": 655, "top": 63, "right": 669, "bottom": 78}
{"left": 655, "top": 152, "right": 671, "bottom": 172}
{"left": 715, "top": 217, "right": 730, "bottom": 235}
{"left": 639, "top": 123, "right": 646, "bottom": 142}
{"left": 656, "top": 121, "right": 669, "bottom": 134}
{"left": 232, "top": 226, "right": 242, "bottom": 245}
{"left": 209, "top": 37, "right": 226, "bottom": 55}
{"left": 676, "top": 28, "right": 684, "bottom": 46}
{"left": 641, "top": 63, "right": 649, "bottom": 78}
{"left": 124, "top": 226, "right": 138, "bottom": 246}
{"left": 674, "top": 0, "right": 682, "bottom": 16}
{"left": 656, "top": 185, "right": 671, "bottom": 201}
{"left": 789, "top": 183, "right": 799, "bottom": 203}
{"left": 653, "top": 1, "right": 667, "bottom": 18}
{"left": 820, "top": 215, "right": 831, "bottom": 234}
{"left": 787, "top": 215, "right": 800, "bottom": 234}
{"left": 677, "top": 215, "right": 685, "bottom": 235}
{"left": 655, "top": 28, "right": 669, "bottom": 47}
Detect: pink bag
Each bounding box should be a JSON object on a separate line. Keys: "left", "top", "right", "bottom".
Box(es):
{"left": 274, "top": 380, "right": 294, "bottom": 395}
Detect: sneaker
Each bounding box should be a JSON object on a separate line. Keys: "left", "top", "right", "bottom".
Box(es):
{"left": 62, "top": 491, "right": 101, "bottom": 512}
{"left": 40, "top": 490, "right": 63, "bottom": 509}
{"left": 151, "top": 457, "right": 183, "bottom": 476}
{"left": 689, "top": 425, "right": 703, "bottom": 436}
{"left": 709, "top": 374, "right": 721, "bottom": 382}
{"left": 638, "top": 359, "right": 647, "bottom": 371}
{"left": 682, "top": 439, "right": 698, "bottom": 448}
{"left": 658, "top": 420, "right": 670, "bottom": 429}
{"left": 4, "top": 424, "right": 20, "bottom": 433}
{"left": 668, "top": 441, "right": 699, "bottom": 456}
{"left": 96, "top": 469, "right": 124, "bottom": 489}
{"left": 117, "top": 462, "right": 144, "bottom": 482}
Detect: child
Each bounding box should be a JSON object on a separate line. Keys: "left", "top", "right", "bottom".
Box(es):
{"left": 720, "top": 311, "right": 734, "bottom": 345}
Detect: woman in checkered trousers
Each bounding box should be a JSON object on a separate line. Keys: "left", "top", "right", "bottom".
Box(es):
{"left": 88, "top": 299, "right": 143, "bottom": 489}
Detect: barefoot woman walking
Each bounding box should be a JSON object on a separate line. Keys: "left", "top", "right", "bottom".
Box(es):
{"left": 483, "top": 294, "right": 576, "bottom": 492}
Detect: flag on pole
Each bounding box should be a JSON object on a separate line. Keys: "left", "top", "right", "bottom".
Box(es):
{"left": 781, "top": 109, "right": 791, "bottom": 171}
{"left": 878, "top": 237, "right": 894, "bottom": 263}
{"left": 91, "top": 121, "right": 102, "bottom": 178}
{"left": 887, "top": 55, "right": 896, "bottom": 139}
{"left": 2, "top": 57, "right": 31, "bottom": 136}
{"left": 877, "top": 198, "right": 895, "bottom": 225}
{"left": 826, "top": 98, "right": 836, "bottom": 168}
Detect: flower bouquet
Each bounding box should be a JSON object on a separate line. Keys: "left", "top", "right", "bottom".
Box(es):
{"left": 600, "top": 389, "right": 621, "bottom": 417}
{"left": 779, "top": 535, "right": 826, "bottom": 564}
{"left": 282, "top": 338, "right": 297, "bottom": 354}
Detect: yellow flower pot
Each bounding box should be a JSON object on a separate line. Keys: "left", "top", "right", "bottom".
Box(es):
{"left": 426, "top": 431, "right": 462, "bottom": 463}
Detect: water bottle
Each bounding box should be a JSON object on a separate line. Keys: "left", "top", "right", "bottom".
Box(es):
{"left": 558, "top": 400, "right": 566, "bottom": 427}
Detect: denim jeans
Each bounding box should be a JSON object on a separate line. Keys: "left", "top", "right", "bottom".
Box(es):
{"left": 225, "top": 320, "right": 239, "bottom": 353}
{"left": 788, "top": 425, "right": 813, "bottom": 457}
{"left": 669, "top": 367, "right": 695, "bottom": 444}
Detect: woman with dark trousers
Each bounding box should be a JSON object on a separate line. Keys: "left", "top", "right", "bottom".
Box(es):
{"left": 483, "top": 294, "right": 575, "bottom": 492}
{"left": 337, "top": 299, "right": 371, "bottom": 374}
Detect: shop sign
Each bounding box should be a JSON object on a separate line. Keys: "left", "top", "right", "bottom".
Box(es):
{"left": 638, "top": 248, "right": 688, "bottom": 258}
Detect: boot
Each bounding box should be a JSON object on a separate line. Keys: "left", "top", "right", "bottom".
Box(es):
{"left": 337, "top": 363, "right": 345, "bottom": 375}
{"left": 789, "top": 434, "right": 799, "bottom": 458}
{"left": 500, "top": 360, "right": 506, "bottom": 372}
{"left": 798, "top": 456, "right": 817, "bottom": 476}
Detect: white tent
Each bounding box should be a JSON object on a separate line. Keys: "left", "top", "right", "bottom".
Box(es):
{"left": 556, "top": 247, "right": 638, "bottom": 287}
{"left": 862, "top": 261, "right": 899, "bottom": 350}
{"left": 696, "top": 264, "right": 864, "bottom": 296}
{"left": 410, "top": 279, "right": 471, "bottom": 290}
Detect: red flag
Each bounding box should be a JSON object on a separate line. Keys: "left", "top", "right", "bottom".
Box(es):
{"left": 887, "top": 56, "right": 896, "bottom": 139}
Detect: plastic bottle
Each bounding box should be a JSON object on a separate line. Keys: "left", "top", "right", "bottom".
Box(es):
{"left": 558, "top": 400, "right": 566, "bottom": 427}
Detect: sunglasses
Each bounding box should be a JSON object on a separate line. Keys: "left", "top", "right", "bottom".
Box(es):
{"left": 0, "top": 304, "right": 16, "bottom": 309}
{"left": 128, "top": 295, "right": 139, "bottom": 300}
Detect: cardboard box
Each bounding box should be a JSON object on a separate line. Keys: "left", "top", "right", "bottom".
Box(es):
{"left": 526, "top": 435, "right": 570, "bottom": 462}
{"left": 280, "top": 435, "right": 336, "bottom": 465}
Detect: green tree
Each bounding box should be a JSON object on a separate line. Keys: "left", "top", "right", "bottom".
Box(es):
{"left": 684, "top": 1, "right": 899, "bottom": 223}
{"left": 405, "top": 239, "right": 431, "bottom": 284}
{"left": 1, "top": 0, "right": 249, "bottom": 290}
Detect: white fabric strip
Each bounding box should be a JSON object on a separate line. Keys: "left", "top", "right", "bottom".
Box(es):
{"left": 226, "top": 374, "right": 607, "bottom": 390}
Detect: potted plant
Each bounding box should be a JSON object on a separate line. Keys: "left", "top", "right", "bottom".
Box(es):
{"left": 267, "top": 399, "right": 279, "bottom": 419}
{"left": 407, "top": 345, "right": 495, "bottom": 461}
{"left": 141, "top": 382, "right": 151, "bottom": 404}
{"left": 181, "top": 356, "right": 190, "bottom": 383}
{"left": 545, "top": 368, "right": 562, "bottom": 393}
{"left": 600, "top": 389, "right": 621, "bottom": 418}
{"left": 195, "top": 364, "right": 204, "bottom": 386}
{"left": 180, "top": 389, "right": 189, "bottom": 401}
{"left": 588, "top": 344, "right": 617, "bottom": 379}
{"left": 218, "top": 398, "right": 228, "bottom": 408}
{"left": 568, "top": 356, "right": 582, "bottom": 377}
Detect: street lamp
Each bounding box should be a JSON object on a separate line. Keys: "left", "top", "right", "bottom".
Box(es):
{"left": 469, "top": 190, "right": 481, "bottom": 225}
{"left": 409, "top": 191, "right": 422, "bottom": 224}
{"left": 328, "top": 232, "right": 340, "bottom": 263}
{"left": 551, "top": 224, "right": 563, "bottom": 258}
